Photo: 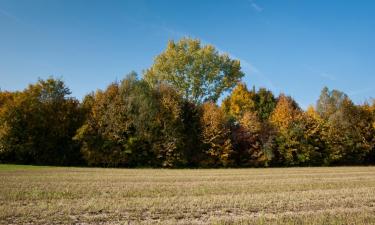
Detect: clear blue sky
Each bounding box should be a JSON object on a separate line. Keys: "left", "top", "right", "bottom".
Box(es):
{"left": 1, "top": 0, "right": 374, "bottom": 108}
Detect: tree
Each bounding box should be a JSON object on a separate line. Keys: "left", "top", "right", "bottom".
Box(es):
{"left": 269, "top": 94, "right": 301, "bottom": 133}
{"left": 230, "top": 111, "right": 272, "bottom": 167}
{"left": 371, "top": 99, "right": 375, "bottom": 129}
{"left": 221, "top": 83, "right": 277, "bottom": 167}
{"left": 0, "top": 78, "right": 84, "bottom": 165}
{"left": 200, "top": 102, "right": 233, "bottom": 167}
{"left": 75, "top": 73, "right": 193, "bottom": 167}
{"left": 363, "top": 99, "right": 375, "bottom": 163}
{"left": 222, "top": 82, "right": 255, "bottom": 120}
{"left": 253, "top": 88, "right": 277, "bottom": 121}
{"left": 150, "top": 83, "right": 190, "bottom": 167}
{"left": 324, "top": 98, "right": 374, "bottom": 164}
{"left": 0, "top": 91, "right": 20, "bottom": 161}
{"left": 180, "top": 101, "right": 202, "bottom": 166}
{"left": 302, "top": 106, "right": 329, "bottom": 165}
{"left": 75, "top": 73, "right": 157, "bottom": 167}
{"left": 269, "top": 94, "right": 315, "bottom": 166}
{"left": 75, "top": 83, "right": 128, "bottom": 166}
{"left": 144, "top": 38, "right": 244, "bottom": 104}
{"left": 316, "top": 87, "right": 348, "bottom": 120}
{"left": 222, "top": 84, "right": 276, "bottom": 122}
{"left": 315, "top": 87, "right": 374, "bottom": 165}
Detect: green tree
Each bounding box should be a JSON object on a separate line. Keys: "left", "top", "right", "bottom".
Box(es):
{"left": 253, "top": 87, "right": 277, "bottom": 121}
{"left": 144, "top": 38, "right": 244, "bottom": 104}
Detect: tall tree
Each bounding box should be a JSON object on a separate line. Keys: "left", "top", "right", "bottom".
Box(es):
{"left": 144, "top": 38, "right": 244, "bottom": 104}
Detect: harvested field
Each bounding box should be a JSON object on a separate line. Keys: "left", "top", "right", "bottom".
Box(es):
{"left": 1, "top": 165, "right": 375, "bottom": 224}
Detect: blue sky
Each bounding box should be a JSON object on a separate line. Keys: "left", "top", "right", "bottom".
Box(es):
{"left": 1, "top": 0, "right": 374, "bottom": 108}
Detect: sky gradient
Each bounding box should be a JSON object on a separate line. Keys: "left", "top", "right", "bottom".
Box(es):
{"left": 1, "top": 0, "right": 374, "bottom": 108}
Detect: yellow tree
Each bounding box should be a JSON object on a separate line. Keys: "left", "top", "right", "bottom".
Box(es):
{"left": 269, "top": 94, "right": 302, "bottom": 133}
{"left": 221, "top": 82, "right": 255, "bottom": 120}
{"left": 200, "top": 102, "right": 233, "bottom": 167}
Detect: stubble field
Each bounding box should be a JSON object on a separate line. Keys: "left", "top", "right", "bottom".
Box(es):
{"left": 1, "top": 165, "right": 375, "bottom": 224}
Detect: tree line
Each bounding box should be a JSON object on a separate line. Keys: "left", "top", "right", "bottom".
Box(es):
{"left": 1, "top": 38, "right": 374, "bottom": 167}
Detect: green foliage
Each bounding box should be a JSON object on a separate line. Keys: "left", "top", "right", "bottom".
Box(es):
{"left": 253, "top": 88, "right": 277, "bottom": 121}
{"left": 144, "top": 38, "right": 244, "bottom": 104}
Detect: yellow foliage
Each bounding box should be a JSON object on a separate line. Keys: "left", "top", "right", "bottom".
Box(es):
{"left": 221, "top": 82, "right": 255, "bottom": 120}
{"left": 269, "top": 94, "right": 301, "bottom": 132}
{"left": 201, "top": 102, "right": 233, "bottom": 167}
{"left": 240, "top": 111, "right": 262, "bottom": 134}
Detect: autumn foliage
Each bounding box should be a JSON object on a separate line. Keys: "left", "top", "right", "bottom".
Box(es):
{"left": 1, "top": 38, "right": 374, "bottom": 167}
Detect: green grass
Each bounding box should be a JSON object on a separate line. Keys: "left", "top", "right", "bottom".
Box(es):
{"left": 1, "top": 165, "right": 375, "bottom": 224}
{"left": 0, "top": 164, "right": 55, "bottom": 171}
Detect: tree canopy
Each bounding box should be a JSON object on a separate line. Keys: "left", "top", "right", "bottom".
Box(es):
{"left": 144, "top": 38, "right": 244, "bottom": 104}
